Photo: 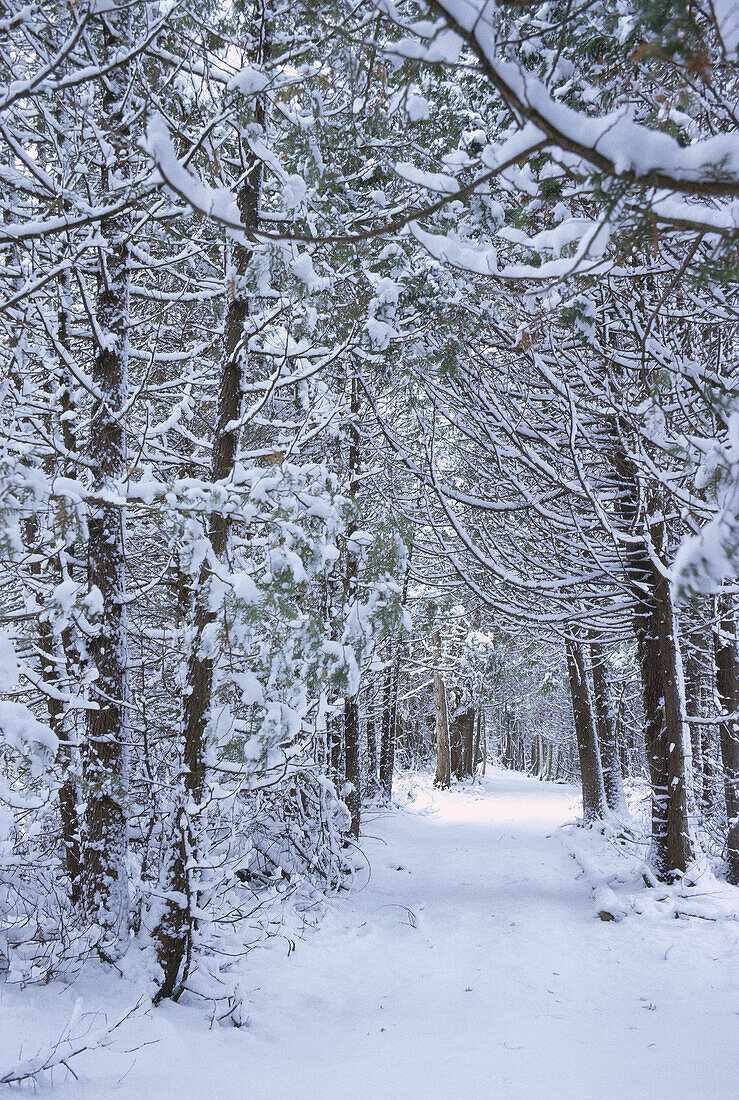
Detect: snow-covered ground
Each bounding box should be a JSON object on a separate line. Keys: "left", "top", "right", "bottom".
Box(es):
{"left": 1, "top": 769, "right": 737, "bottom": 1097}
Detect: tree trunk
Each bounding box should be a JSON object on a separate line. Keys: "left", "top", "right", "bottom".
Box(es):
{"left": 344, "top": 697, "right": 361, "bottom": 838}
{"left": 341, "top": 372, "right": 362, "bottom": 837}
{"left": 449, "top": 706, "right": 474, "bottom": 779}
{"left": 589, "top": 639, "right": 626, "bottom": 814}
{"left": 366, "top": 704, "right": 379, "bottom": 796}
{"left": 433, "top": 636, "right": 451, "bottom": 789}
{"left": 683, "top": 618, "right": 723, "bottom": 821}
{"left": 154, "top": 16, "right": 267, "bottom": 1000}
{"left": 714, "top": 599, "right": 739, "bottom": 883}
{"left": 474, "top": 709, "right": 483, "bottom": 772}
{"left": 683, "top": 619, "right": 708, "bottom": 807}
{"left": 610, "top": 436, "right": 698, "bottom": 877}
{"left": 55, "top": 272, "right": 83, "bottom": 901}
{"left": 653, "top": 565, "right": 699, "bottom": 875}
{"left": 449, "top": 701, "right": 464, "bottom": 779}
{"left": 81, "top": 0, "right": 131, "bottom": 950}
{"left": 379, "top": 664, "right": 395, "bottom": 798}
{"left": 379, "top": 548, "right": 410, "bottom": 800}
{"left": 627, "top": 551, "right": 670, "bottom": 868}
{"left": 565, "top": 636, "right": 607, "bottom": 823}
{"left": 462, "top": 709, "right": 475, "bottom": 777}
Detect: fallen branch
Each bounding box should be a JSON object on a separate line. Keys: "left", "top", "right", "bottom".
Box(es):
{"left": 0, "top": 998, "right": 153, "bottom": 1087}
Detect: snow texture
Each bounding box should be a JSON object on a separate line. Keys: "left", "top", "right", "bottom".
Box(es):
{"left": 1, "top": 770, "right": 736, "bottom": 1097}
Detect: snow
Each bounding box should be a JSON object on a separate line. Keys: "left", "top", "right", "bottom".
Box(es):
{"left": 389, "top": 3, "right": 739, "bottom": 188}
{"left": 0, "top": 701, "right": 58, "bottom": 761}
{"left": 405, "top": 92, "right": 430, "bottom": 122}
{"left": 229, "top": 63, "right": 270, "bottom": 96}
{"left": 673, "top": 408, "right": 739, "bottom": 597}
{"left": 1, "top": 770, "right": 736, "bottom": 1097}
{"left": 282, "top": 174, "right": 307, "bottom": 211}
{"left": 0, "top": 628, "right": 20, "bottom": 686}
{"left": 394, "top": 162, "right": 458, "bottom": 194}
{"left": 410, "top": 221, "right": 611, "bottom": 282}
{"left": 141, "top": 115, "right": 247, "bottom": 242}
{"left": 715, "top": 0, "right": 739, "bottom": 54}
{"left": 290, "top": 252, "right": 331, "bottom": 291}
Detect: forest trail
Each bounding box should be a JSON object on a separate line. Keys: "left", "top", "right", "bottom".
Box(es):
{"left": 5, "top": 770, "right": 737, "bottom": 1098}
{"left": 233, "top": 771, "right": 737, "bottom": 1100}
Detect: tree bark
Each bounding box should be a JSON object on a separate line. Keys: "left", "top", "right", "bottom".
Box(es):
{"left": 154, "top": 12, "right": 267, "bottom": 1000}
{"left": 565, "top": 636, "right": 607, "bottom": 823}
{"left": 343, "top": 697, "right": 361, "bottom": 838}
{"left": 449, "top": 705, "right": 474, "bottom": 779}
{"left": 433, "top": 636, "right": 451, "bottom": 789}
{"left": 589, "top": 639, "right": 626, "bottom": 814}
{"left": 473, "top": 709, "right": 484, "bottom": 772}
{"left": 449, "top": 700, "right": 464, "bottom": 779}
{"left": 379, "top": 664, "right": 396, "bottom": 799}
{"left": 654, "top": 571, "right": 698, "bottom": 875}
{"left": 462, "top": 708, "right": 475, "bottom": 777}
{"left": 55, "top": 271, "right": 83, "bottom": 901}
{"left": 683, "top": 619, "right": 708, "bottom": 807}
{"left": 714, "top": 599, "right": 739, "bottom": 883}
{"left": 81, "top": 0, "right": 131, "bottom": 950}
{"left": 366, "top": 705, "right": 379, "bottom": 796}
{"left": 610, "top": 435, "right": 698, "bottom": 876}
{"left": 379, "top": 547, "right": 410, "bottom": 800}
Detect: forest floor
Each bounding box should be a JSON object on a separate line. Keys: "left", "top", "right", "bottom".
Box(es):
{"left": 1, "top": 768, "right": 737, "bottom": 1097}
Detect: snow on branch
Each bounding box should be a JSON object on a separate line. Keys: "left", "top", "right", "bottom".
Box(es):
{"left": 672, "top": 410, "right": 739, "bottom": 599}
{"left": 141, "top": 115, "right": 247, "bottom": 243}
{"left": 0, "top": 1000, "right": 150, "bottom": 1087}
{"left": 402, "top": 1, "right": 739, "bottom": 198}
{"left": 410, "top": 218, "right": 612, "bottom": 282}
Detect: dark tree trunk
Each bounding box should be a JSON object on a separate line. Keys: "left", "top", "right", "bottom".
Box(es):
{"left": 433, "top": 637, "right": 451, "bottom": 789}
{"left": 474, "top": 709, "right": 484, "bottom": 772}
{"left": 462, "top": 709, "right": 475, "bottom": 777}
{"left": 366, "top": 705, "right": 379, "bottom": 796}
{"left": 342, "top": 372, "right": 362, "bottom": 837}
{"left": 42, "top": 621, "right": 82, "bottom": 902}
{"left": 700, "top": 723, "right": 722, "bottom": 819}
{"left": 329, "top": 708, "right": 343, "bottom": 778}
{"left": 82, "top": 1, "right": 131, "bottom": 949}
{"left": 449, "top": 702, "right": 464, "bottom": 779}
{"left": 344, "top": 697, "right": 361, "bottom": 838}
{"left": 450, "top": 706, "right": 474, "bottom": 779}
{"left": 654, "top": 571, "right": 698, "bottom": 875}
{"left": 683, "top": 620, "right": 708, "bottom": 807}
{"left": 565, "top": 636, "right": 607, "bottom": 823}
{"left": 379, "top": 548, "right": 410, "bottom": 800}
{"left": 28, "top": 520, "right": 82, "bottom": 900}
{"left": 43, "top": 271, "right": 83, "bottom": 901}
{"left": 714, "top": 600, "right": 739, "bottom": 883}
{"left": 502, "top": 707, "right": 512, "bottom": 768}
{"left": 611, "top": 437, "right": 697, "bottom": 877}
{"left": 629, "top": 545, "right": 670, "bottom": 870}
{"left": 589, "top": 640, "right": 626, "bottom": 814}
{"left": 379, "top": 661, "right": 397, "bottom": 799}
{"left": 683, "top": 618, "right": 722, "bottom": 821}
{"left": 629, "top": 542, "right": 698, "bottom": 876}
{"left": 178, "top": 83, "right": 266, "bottom": 812}
{"left": 154, "top": 17, "right": 267, "bottom": 1000}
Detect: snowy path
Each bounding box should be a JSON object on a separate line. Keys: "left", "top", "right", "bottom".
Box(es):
{"left": 3, "top": 770, "right": 737, "bottom": 1097}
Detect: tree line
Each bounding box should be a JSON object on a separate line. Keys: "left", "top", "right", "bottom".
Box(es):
{"left": 0, "top": 0, "right": 736, "bottom": 1008}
